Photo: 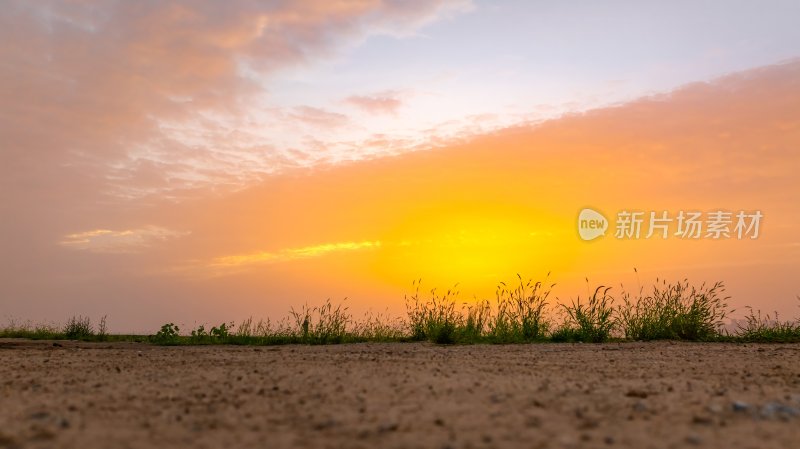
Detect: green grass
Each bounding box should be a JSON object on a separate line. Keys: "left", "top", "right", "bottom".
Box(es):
{"left": 552, "top": 285, "right": 615, "bottom": 343}
{"left": 617, "top": 278, "right": 730, "bottom": 341}
{"left": 488, "top": 274, "right": 553, "bottom": 343}
{"left": 2, "top": 276, "right": 798, "bottom": 345}
{"left": 734, "top": 307, "right": 800, "bottom": 342}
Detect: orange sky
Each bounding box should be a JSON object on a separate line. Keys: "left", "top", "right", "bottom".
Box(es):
{"left": 4, "top": 61, "right": 799, "bottom": 331}
{"left": 1, "top": 2, "right": 799, "bottom": 332}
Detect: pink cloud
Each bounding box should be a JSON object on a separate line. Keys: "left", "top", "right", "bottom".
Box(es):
{"left": 0, "top": 0, "right": 471, "bottom": 200}
{"left": 290, "top": 106, "right": 349, "bottom": 128}
{"left": 344, "top": 90, "right": 404, "bottom": 115}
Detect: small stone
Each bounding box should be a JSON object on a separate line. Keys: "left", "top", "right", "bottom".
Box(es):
{"left": 732, "top": 401, "right": 750, "bottom": 412}
{"left": 761, "top": 402, "right": 800, "bottom": 419}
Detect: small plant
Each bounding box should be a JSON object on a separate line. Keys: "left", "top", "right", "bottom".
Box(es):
{"left": 210, "top": 322, "right": 233, "bottom": 339}
{"left": 153, "top": 323, "right": 180, "bottom": 344}
{"left": 64, "top": 316, "right": 94, "bottom": 340}
{"left": 97, "top": 315, "right": 108, "bottom": 341}
{"left": 190, "top": 325, "right": 208, "bottom": 342}
{"left": 558, "top": 286, "right": 615, "bottom": 342}
{"left": 461, "top": 299, "right": 490, "bottom": 342}
{"left": 618, "top": 277, "right": 730, "bottom": 341}
{"left": 405, "top": 279, "right": 429, "bottom": 341}
{"left": 735, "top": 307, "right": 800, "bottom": 342}
{"left": 237, "top": 317, "right": 254, "bottom": 338}
{"left": 489, "top": 274, "right": 553, "bottom": 342}
{"left": 0, "top": 319, "right": 61, "bottom": 339}
{"left": 352, "top": 310, "right": 406, "bottom": 341}
{"left": 405, "top": 281, "right": 461, "bottom": 344}
{"left": 290, "top": 299, "right": 351, "bottom": 344}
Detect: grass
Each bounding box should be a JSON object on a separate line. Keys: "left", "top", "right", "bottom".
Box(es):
{"left": 488, "top": 274, "right": 553, "bottom": 343}
{"left": 64, "top": 315, "right": 94, "bottom": 340}
{"left": 405, "top": 280, "right": 461, "bottom": 344}
{"left": 734, "top": 307, "right": 800, "bottom": 342}
{"left": 618, "top": 278, "right": 730, "bottom": 341}
{"left": 552, "top": 285, "right": 615, "bottom": 343}
{"left": 2, "top": 275, "right": 799, "bottom": 345}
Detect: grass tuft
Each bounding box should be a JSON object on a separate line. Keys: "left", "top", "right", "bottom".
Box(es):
{"left": 64, "top": 315, "right": 94, "bottom": 340}
{"left": 734, "top": 307, "right": 800, "bottom": 342}
{"left": 618, "top": 278, "right": 730, "bottom": 341}
{"left": 290, "top": 299, "right": 352, "bottom": 344}
{"left": 554, "top": 285, "right": 615, "bottom": 342}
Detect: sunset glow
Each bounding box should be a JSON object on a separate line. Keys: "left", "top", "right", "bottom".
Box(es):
{"left": 1, "top": 1, "right": 799, "bottom": 332}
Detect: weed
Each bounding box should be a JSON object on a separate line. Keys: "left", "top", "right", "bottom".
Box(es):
{"left": 559, "top": 286, "right": 615, "bottom": 342}
{"left": 734, "top": 307, "right": 800, "bottom": 342}
{"left": 210, "top": 322, "right": 233, "bottom": 339}
{"left": 351, "top": 310, "right": 406, "bottom": 341}
{"left": 153, "top": 323, "right": 180, "bottom": 344}
{"left": 290, "top": 299, "right": 351, "bottom": 344}
{"left": 97, "top": 315, "right": 108, "bottom": 341}
{"left": 64, "top": 316, "right": 93, "bottom": 340}
{"left": 405, "top": 281, "right": 461, "bottom": 344}
{"left": 618, "top": 278, "right": 730, "bottom": 341}
{"left": 461, "top": 299, "right": 490, "bottom": 342}
{"left": 489, "top": 274, "right": 553, "bottom": 342}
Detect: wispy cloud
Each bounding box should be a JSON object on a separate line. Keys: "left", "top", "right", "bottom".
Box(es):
{"left": 60, "top": 226, "right": 189, "bottom": 253}
{"left": 290, "top": 106, "right": 349, "bottom": 128}
{"left": 211, "top": 240, "right": 382, "bottom": 267}
{"left": 344, "top": 90, "right": 404, "bottom": 115}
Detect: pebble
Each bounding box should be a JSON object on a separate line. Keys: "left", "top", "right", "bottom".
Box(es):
{"left": 732, "top": 401, "right": 750, "bottom": 412}
{"left": 760, "top": 402, "right": 800, "bottom": 419}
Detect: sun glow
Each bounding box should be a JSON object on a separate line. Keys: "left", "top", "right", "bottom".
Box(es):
{"left": 373, "top": 210, "right": 574, "bottom": 288}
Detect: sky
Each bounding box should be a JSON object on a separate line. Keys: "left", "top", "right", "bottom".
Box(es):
{"left": 1, "top": 0, "right": 799, "bottom": 332}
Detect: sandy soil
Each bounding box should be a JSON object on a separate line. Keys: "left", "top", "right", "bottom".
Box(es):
{"left": 1, "top": 340, "right": 799, "bottom": 449}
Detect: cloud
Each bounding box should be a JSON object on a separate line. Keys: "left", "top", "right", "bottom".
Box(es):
{"left": 60, "top": 226, "right": 189, "bottom": 253}
{"left": 211, "top": 240, "right": 382, "bottom": 268}
{"left": 344, "top": 90, "right": 404, "bottom": 115}
{"left": 290, "top": 106, "right": 349, "bottom": 128}
{"left": 0, "top": 0, "right": 473, "bottom": 201}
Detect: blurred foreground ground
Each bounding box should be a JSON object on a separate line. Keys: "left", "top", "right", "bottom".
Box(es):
{"left": 1, "top": 340, "right": 799, "bottom": 449}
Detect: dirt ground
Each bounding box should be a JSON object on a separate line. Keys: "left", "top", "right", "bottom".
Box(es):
{"left": 1, "top": 340, "right": 799, "bottom": 449}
